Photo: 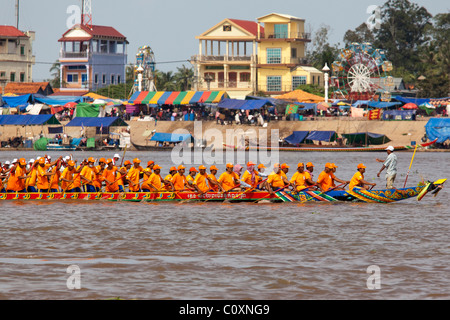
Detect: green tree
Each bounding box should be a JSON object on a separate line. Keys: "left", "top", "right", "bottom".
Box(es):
{"left": 49, "top": 61, "right": 62, "bottom": 88}
{"left": 307, "top": 25, "right": 340, "bottom": 70}
{"left": 155, "top": 70, "right": 177, "bottom": 91}
{"left": 174, "top": 65, "right": 194, "bottom": 91}
{"left": 343, "top": 23, "right": 375, "bottom": 46}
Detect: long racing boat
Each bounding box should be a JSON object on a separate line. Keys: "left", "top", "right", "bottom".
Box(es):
{"left": 0, "top": 179, "right": 445, "bottom": 204}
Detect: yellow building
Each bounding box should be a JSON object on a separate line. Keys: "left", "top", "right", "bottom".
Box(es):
{"left": 256, "top": 13, "right": 323, "bottom": 95}
{"left": 191, "top": 13, "right": 324, "bottom": 98}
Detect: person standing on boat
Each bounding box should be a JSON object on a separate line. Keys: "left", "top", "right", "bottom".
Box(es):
{"left": 349, "top": 164, "right": 376, "bottom": 191}
{"left": 376, "top": 146, "right": 398, "bottom": 189}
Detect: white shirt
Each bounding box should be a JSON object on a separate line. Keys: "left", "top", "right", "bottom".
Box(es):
{"left": 384, "top": 152, "right": 398, "bottom": 176}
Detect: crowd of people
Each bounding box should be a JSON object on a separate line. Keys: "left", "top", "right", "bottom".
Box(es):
{"left": 0, "top": 147, "right": 398, "bottom": 195}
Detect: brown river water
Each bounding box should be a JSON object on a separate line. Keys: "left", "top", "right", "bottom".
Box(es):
{"left": 0, "top": 150, "right": 449, "bottom": 300}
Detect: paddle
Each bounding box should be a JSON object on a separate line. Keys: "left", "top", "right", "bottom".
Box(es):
{"left": 119, "top": 145, "right": 127, "bottom": 167}
{"left": 404, "top": 143, "right": 418, "bottom": 188}
{"left": 252, "top": 186, "right": 287, "bottom": 203}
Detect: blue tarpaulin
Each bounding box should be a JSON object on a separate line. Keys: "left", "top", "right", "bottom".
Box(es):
{"left": 425, "top": 118, "right": 450, "bottom": 143}
{"left": 382, "top": 110, "right": 416, "bottom": 120}
{"left": 368, "top": 101, "right": 402, "bottom": 108}
{"left": 65, "top": 117, "right": 128, "bottom": 127}
{"left": 218, "top": 99, "right": 273, "bottom": 110}
{"left": 34, "top": 96, "right": 83, "bottom": 106}
{"left": 393, "top": 96, "right": 430, "bottom": 106}
{"left": 150, "top": 132, "right": 192, "bottom": 143}
{"left": 284, "top": 131, "right": 310, "bottom": 145}
{"left": 306, "top": 131, "right": 338, "bottom": 142}
{"left": 1, "top": 94, "right": 32, "bottom": 108}
{"left": 0, "top": 114, "right": 61, "bottom": 125}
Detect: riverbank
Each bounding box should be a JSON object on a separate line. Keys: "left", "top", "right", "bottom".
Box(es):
{"left": 0, "top": 117, "right": 443, "bottom": 152}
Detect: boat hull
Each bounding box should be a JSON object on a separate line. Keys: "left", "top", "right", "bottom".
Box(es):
{"left": 223, "top": 144, "right": 408, "bottom": 152}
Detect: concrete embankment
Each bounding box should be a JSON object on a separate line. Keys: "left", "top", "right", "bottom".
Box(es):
{"left": 0, "top": 117, "right": 439, "bottom": 151}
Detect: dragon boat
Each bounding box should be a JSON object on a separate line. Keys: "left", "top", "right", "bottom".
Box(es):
{"left": 0, "top": 179, "right": 445, "bottom": 204}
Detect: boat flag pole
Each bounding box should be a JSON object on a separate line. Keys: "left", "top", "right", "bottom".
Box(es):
{"left": 404, "top": 143, "right": 418, "bottom": 188}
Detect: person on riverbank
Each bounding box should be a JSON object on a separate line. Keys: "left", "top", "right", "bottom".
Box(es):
{"left": 376, "top": 146, "right": 398, "bottom": 189}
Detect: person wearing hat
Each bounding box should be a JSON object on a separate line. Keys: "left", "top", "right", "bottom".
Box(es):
{"left": 267, "top": 163, "right": 291, "bottom": 194}
{"left": 143, "top": 165, "right": 164, "bottom": 192}
{"left": 290, "top": 162, "right": 316, "bottom": 192}
{"left": 171, "top": 165, "right": 190, "bottom": 191}
{"left": 349, "top": 164, "right": 376, "bottom": 191}
{"left": 25, "top": 159, "right": 38, "bottom": 193}
{"left": 207, "top": 165, "right": 223, "bottom": 192}
{"left": 376, "top": 146, "right": 398, "bottom": 189}
{"left": 126, "top": 158, "right": 144, "bottom": 192}
{"left": 305, "top": 162, "right": 315, "bottom": 180}
{"left": 61, "top": 160, "right": 81, "bottom": 193}
{"left": 162, "top": 166, "right": 177, "bottom": 191}
{"left": 241, "top": 161, "right": 260, "bottom": 189}
{"left": 102, "top": 159, "right": 121, "bottom": 193}
{"left": 79, "top": 157, "right": 98, "bottom": 192}
{"left": 280, "top": 163, "right": 290, "bottom": 179}
{"left": 93, "top": 158, "right": 107, "bottom": 192}
{"left": 218, "top": 163, "right": 240, "bottom": 192}
{"left": 193, "top": 165, "right": 210, "bottom": 194}
{"left": 112, "top": 154, "right": 121, "bottom": 166}
{"left": 146, "top": 161, "right": 155, "bottom": 171}
{"left": 317, "top": 163, "right": 335, "bottom": 193}
{"left": 49, "top": 158, "right": 63, "bottom": 193}
{"left": 118, "top": 160, "right": 132, "bottom": 188}
{"left": 36, "top": 158, "right": 54, "bottom": 192}
{"left": 329, "top": 163, "right": 350, "bottom": 191}
{"left": 186, "top": 167, "right": 198, "bottom": 188}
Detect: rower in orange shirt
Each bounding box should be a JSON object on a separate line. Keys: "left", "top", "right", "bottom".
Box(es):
{"left": 317, "top": 163, "right": 334, "bottom": 193}
{"left": 119, "top": 160, "right": 132, "bottom": 189}
{"left": 171, "top": 165, "right": 190, "bottom": 191}
{"left": 218, "top": 163, "right": 240, "bottom": 192}
{"left": 162, "top": 166, "right": 177, "bottom": 191}
{"left": 241, "top": 161, "right": 259, "bottom": 189}
{"left": 349, "top": 163, "right": 376, "bottom": 191}
{"left": 49, "top": 160, "right": 62, "bottom": 192}
{"left": 192, "top": 165, "right": 209, "bottom": 194}
{"left": 145, "top": 165, "right": 164, "bottom": 191}
{"left": 7, "top": 159, "right": 28, "bottom": 192}
{"left": 329, "top": 163, "right": 349, "bottom": 190}
{"left": 102, "top": 159, "right": 121, "bottom": 193}
{"left": 36, "top": 158, "right": 54, "bottom": 192}
{"left": 60, "top": 160, "right": 82, "bottom": 192}
{"left": 267, "top": 163, "right": 290, "bottom": 194}
{"left": 207, "top": 165, "right": 223, "bottom": 192}
{"left": 80, "top": 157, "right": 98, "bottom": 192}
{"left": 186, "top": 167, "right": 198, "bottom": 190}
{"left": 290, "top": 163, "right": 315, "bottom": 192}
{"left": 93, "top": 158, "right": 106, "bottom": 192}
{"left": 26, "top": 159, "right": 38, "bottom": 192}
{"left": 140, "top": 167, "right": 153, "bottom": 192}
{"left": 126, "top": 158, "right": 143, "bottom": 192}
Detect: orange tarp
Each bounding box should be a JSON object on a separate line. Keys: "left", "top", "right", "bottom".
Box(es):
{"left": 275, "top": 90, "right": 325, "bottom": 103}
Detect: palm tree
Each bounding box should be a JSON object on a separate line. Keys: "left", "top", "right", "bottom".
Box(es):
{"left": 49, "top": 61, "right": 62, "bottom": 88}
{"left": 174, "top": 65, "right": 194, "bottom": 91}
{"left": 155, "top": 70, "right": 177, "bottom": 91}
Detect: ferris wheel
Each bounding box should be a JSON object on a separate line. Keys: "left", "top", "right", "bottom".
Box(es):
{"left": 132, "top": 45, "right": 157, "bottom": 93}
{"left": 330, "top": 43, "right": 393, "bottom": 102}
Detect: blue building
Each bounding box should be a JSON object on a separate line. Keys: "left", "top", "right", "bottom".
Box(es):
{"left": 58, "top": 24, "right": 128, "bottom": 94}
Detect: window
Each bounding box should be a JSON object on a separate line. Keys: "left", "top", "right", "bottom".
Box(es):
{"left": 82, "top": 74, "right": 87, "bottom": 85}
{"left": 109, "top": 41, "right": 116, "bottom": 54}
{"left": 67, "top": 65, "right": 86, "bottom": 70}
{"left": 274, "top": 24, "right": 288, "bottom": 38}
{"left": 111, "top": 74, "right": 115, "bottom": 85}
{"left": 67, "top": 74, "right": 78, "bottom": 83}
{"left": 94, "top": 74, "right": 98, "bottom": 84}
{"left": 100, "top": 40, "right": 108, "bottom": 53}
{"left": 240, "top": 72, "right": 251, "bottom": 82}
{"left": 20, "top": 46, "right": 25, "bottom": 55}
{"left": 223, "top": 25, "right": 232, "bottom": 32}
{"left": 312, "top": 76, "right": 315, "bottom": 85}
{"left": 267, "top": 48, "right": 281, "bottom": 64}
{"left": 102, "top": 74, "right": 106, "bottom": 84}
{"left": 291, "top": 48, "right": 297, "bottom": 58}
{"left": 20, "top": 73, "right": 25, "bottom": 82}
{"left": 292, "top": 76, "right": 307, "bottom": 90}
{"left": 267, "top": 76, "right": 282, "bottom": 92}
{"left": 117, "top": 75, "right": 121, "bottom": 84}
{"left": 92, "top": 40, "right": 98, "bottom": 52}
{"left": 0, "top": 71, "right": 6, "bottom": 79}
{"left": 10, "top": 72, "right": 15, "bottom": 82}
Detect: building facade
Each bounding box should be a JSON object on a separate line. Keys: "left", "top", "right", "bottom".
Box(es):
{"left": 0, "top": 26, "right": 35, "bottom": 94}
{"left": 191, "top": 13, "right": 323, "bottom": 98}
{"left": 58, "top": 24, "right": 128, "bottom": 94}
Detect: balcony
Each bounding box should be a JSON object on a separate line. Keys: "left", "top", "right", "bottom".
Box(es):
{"left": 59, "top": 51, "right": 89, "bottom": 59}
{"left": 257, "top": 57, "right": 310, "bottom": 67}
{"left": 191, "top": 55, "right": 254, "bottom": 63}
{"left": 259, "top": 32, "right": 311, "bottom": 42}
{"left": 198, "top": 80, "right": 253, "bottom": 90}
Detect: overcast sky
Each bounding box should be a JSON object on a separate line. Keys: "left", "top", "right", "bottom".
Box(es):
{"left": 1, "top": 0, "right": 448, "bottom": 82}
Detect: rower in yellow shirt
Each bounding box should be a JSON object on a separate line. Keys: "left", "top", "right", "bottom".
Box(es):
{"left": 267, "top": 163, "right": 290, "bottom": 194}
{"left": 171, "top": 165, "right": 190, "bottom": 191}
{"left": 207, "top": 165, "right": 223, "bottom": 192}
{"left": 144, "top": 165, "right": 164, "bottom": 192}
{"left": 290, "top": 163, "right": 315, "bottom": 192}
{"left": 241, "top": 162, "right": 260, "bottom": 189}
{"left": 192, "top": 165, "right": 210, "bottom": 194}
{"left": 126, "top": 158, "right": 143, "bottom": 192}
{"left": 163, "top": 166, "right": 177, "bottom": 191}
{"left": 186, "top": 167, "right": 198, "bottom": 190}
{"left": 80, "top": 157, "right": 98, "bottom": 192}
{"left": 317, "top": 163, "right": 334, "bottom": 192}
{"left": 349, "top": 164, "right": 376, "bottom": 191}
{"left": 218, "top": 163, "right": 240, "bottom": 192}
{"left": 102, "top": 159, "right": 121, "bottom": 193}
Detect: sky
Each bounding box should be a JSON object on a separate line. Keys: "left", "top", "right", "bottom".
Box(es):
{"left": 1, "top": 0, "right": 449, "bottom": 82}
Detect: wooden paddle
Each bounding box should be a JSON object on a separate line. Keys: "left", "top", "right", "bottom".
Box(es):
{"left": 404, "top": 143, "right": 418, "bottom": 188}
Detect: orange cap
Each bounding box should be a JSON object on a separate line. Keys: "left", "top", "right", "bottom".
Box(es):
{"left": 99, "top": 158, "right": 106, "bottom": 163}
{"left": 147, "top": 161, "right": 154, "bottom": 166}
{"left": 210, "top": 165, "right": 218, "bottom": 171}
{"left": 133, "top": 158, "right": 141, "bottom": 163}
{"left": 68, "top": 160, "right": 75, "bottom": 166}
{"left": 190, "top": 167, "right": 198, "bottom": 172}
{"left": 88, "top": 157, "right": 95, "bottom": 163}
{"left": 178, "top": 165, "right": 186, "bottom": 170}
{"left": 170, "top": 166, "right": 177, "bottom": 171}
{"left": 19, "top": 158, "right": 27, "bottom": 165}
{"left": 331, "top": 163, "right": 338, "bottom": 168}
{"left": 38, "top": 158, "right": 45, "bottom": 164}
{"left": 247, "top": 161, "right": 256, "bottom": 166}
{"left": 258, "top": 164, "right": 266, "bottom": 169}
{"left": 306, "top": 162, "right": 314, "bottom": 167}
{"left": 226, "top": 163, "right": 234, "bottom": 168}
{"left": 297, "top": 162, "right": 304, "bottom": 167}
{"left": 357, "top": 163, "right": 366, "bottom": 169}
{"left": 153, "top": 165, "right": 162, "bottom": 170}
{"left": 199, "top": 165, "right": 206, "bottom": 170}
{"left": 281, "top": 163, "right": 290, "bottom": 169}
{"left": 106, "top": 159, "right": 113, "bottom": 164}
{"left": 124, "top": 160, "right": 131, "bottom": 165}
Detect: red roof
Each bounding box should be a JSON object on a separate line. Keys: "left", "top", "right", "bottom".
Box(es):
{"left": 59, "top": 24, "right": 127, "bottom": 42}
{"left": 4, "top": 82, "right": 52, "bottom": 95}
{"left": 0, "top": 26, "right": 28, "bottom": 38}
{"left": 229, "top": 19, "right": 264, "bottom": 37}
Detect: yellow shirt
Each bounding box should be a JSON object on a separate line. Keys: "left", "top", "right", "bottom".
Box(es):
{"left": 317, "top": 171, "right": 333, "bottom": 192}
{"left": 207, "top": 173, "right": 219, "bottom": 192}
{"left": 163, "top": 174, "right": 173, "bottom": 191}
{"left": 80, "top": 165, "right": 97, "bottom": 185}
{"left": 102, "top": 167, "right": 120, "bottom": 192}
{"left": 61, "top": 167, "right": 76, "bottom": 191}
{"left": 267, "top": 171, "right": 285, "bottom": 189}
{"left": 126, "top": 166, "right": 143, "bottom": 191}
{"left": 26, "top": 167, "right": 37, "bottom": 187}
{"left": 36, "top": 165, "right": 49, "bottom": 190}
{"left": 290, "top": 171, "right": 309, "bottom": 191}
{"left": 241, "top": 170, "right": 259, "bottom": 188}
{"left": 172, "top": 172, "right": 187, "bottom": 191}
{"left": 349, "top": 172, "right": 364, "bottom": 191}
{"left": 193, "top": 173, "right": 209, "bottom": 192}
{"left": 218, "top": 171, "right": 239, "bottom": 191}
{"left": 147, "top": 172, "right": 163, "bottom": 190}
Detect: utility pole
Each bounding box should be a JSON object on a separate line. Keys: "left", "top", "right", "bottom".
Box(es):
{"left": 15, "top": 0, "right": 20, "bottom": 29}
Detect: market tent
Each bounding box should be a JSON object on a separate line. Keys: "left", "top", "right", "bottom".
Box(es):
{"left": 425, "top": 118, "right": 450, "bottom": 143}
{"left": 74, "top": 103, "right": 103, "bottom": 117}
{"left": 0, "top": 114, "right": 61, "bottom": 125}
{"left": 305, "top": 131, "right": 338, "bottom": 142}
{"left": 34, "top": 95, "right": 83, "bottom": 106}
{"left": 367, "top": 101, "right": 401, "bottom": 108}
{"left": 284, "top": 131, "right": 310, "bottom": 145}
{"left": 393, "top": 96, "right": 430, "bottom": 106}
{"left": 275, "top": 90, "right": 325, "bottom": 103}
{"left": 382, "top": 110, "right": 416, "bottom": 120}
{"left": 402, "top": 103, "right": 418, "bottom": 110}
{"left": 1, "top": 94, "right": 32, "bottom": 108}
{"left": 341, "top": 132, "right": 391, "bottom": 145}
{"left": 429, "top": 97, "right": 450, "bottom": 107}
{"left": 129, "top": 91, "right": 229, "bottom": 105}
{"left": 217, "top": 99, "right": 273, "bottom": 110}
{"left": 65, "top": 117, "right": 128, "bottom": 127}
{"left": 149, "top": 132, "right": 192, "bottom": 143}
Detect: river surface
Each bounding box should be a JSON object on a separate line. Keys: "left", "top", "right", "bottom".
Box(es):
{"left": 0, "top": 150, "right": 449, "bottom": 300}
